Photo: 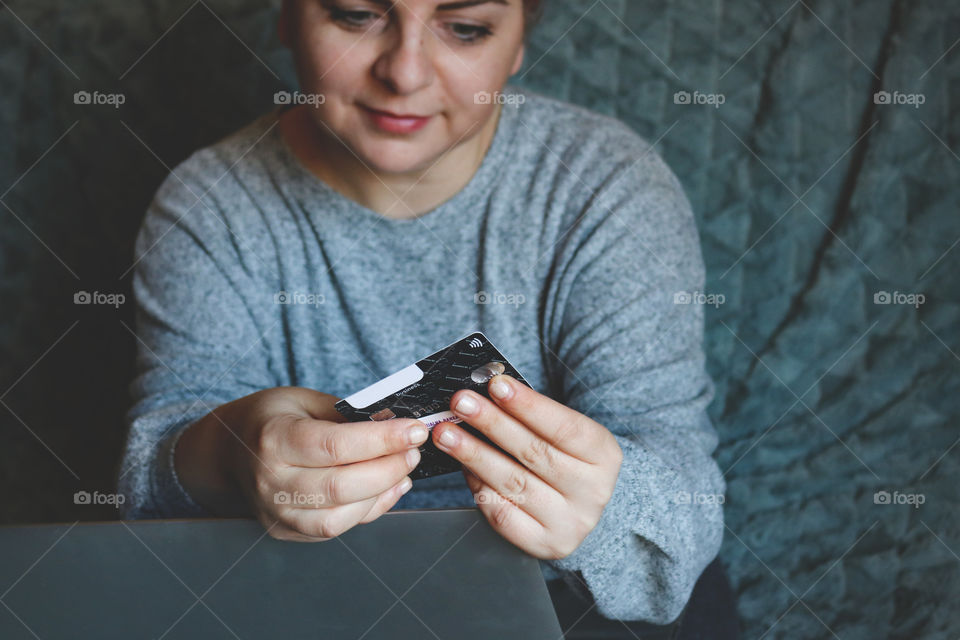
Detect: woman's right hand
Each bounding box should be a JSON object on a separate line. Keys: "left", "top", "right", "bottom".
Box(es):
{"left": 174, "top": 386, "right": 428, "bottom": 541}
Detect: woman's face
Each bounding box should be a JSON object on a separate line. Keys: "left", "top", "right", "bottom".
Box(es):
{"left": 279, "top": 0, "right": 526, "bottom": 175}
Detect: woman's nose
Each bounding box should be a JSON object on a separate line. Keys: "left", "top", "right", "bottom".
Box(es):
{"left": 372, "top": 25, "right": 435, "bottom": 95}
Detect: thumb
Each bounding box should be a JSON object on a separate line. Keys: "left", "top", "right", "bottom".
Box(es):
{"left": 283, "top": 386, "right": 345, "bottom": 423}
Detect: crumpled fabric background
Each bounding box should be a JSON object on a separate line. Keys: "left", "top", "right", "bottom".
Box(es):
{"left": 0, "top": 1, "right": 956, "bottom": 637}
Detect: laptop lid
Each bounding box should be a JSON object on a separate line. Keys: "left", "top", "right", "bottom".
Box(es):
{"left": 0, "top": 507, "right": 563, "bottom": 639}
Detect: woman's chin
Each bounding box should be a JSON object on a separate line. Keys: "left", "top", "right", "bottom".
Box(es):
{"left": 352, "top": 142, "right": 441, "bottom": 177}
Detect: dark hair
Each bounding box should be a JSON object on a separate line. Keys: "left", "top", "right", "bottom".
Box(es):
{"left": 522, "top": 0, "right": 546, "bottom": 38}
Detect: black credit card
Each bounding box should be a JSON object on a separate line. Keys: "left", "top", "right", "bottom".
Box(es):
{"left": 334, "top": 331, "right": 531, "bottom": 480}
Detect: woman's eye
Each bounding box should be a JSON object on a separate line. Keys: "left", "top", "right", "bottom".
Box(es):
{"left": 449, "top": 23, "right": 493, "bottom": 43}
{"left": 330, "top": 8, "right": 379, "bottom": 27}
{"left": 330, "top": 8, "right": 491, "bottom": 43}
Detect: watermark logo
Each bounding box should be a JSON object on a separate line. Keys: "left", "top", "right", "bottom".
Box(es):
{"left": 873, "top": 291, "right": 924, "bottom": 308}
{"left": 274, "top": 290, "right": 325, "bottom": 307}
{"left": 873, "top": 91, "right": 925, "bottom": 108}
{"left": 474, "top": 91, "right": 525, "bottom": 106}
{"left": 274, "top": 491, "right": 327, "bottom": 506}
{"left": 274, "top": 91, "right": 326, "bottom": 106}
{"left": 74, "top": 90, "right": 126, "bottom": 108}
{"left": 474, "top": 290, "right": 526, "bottom": 308}
{"left": 74, "top": 290, "right": 125, "bottom": 308}
{"left": 673, "top": 90, "right": 725, "bottom": 108}
{"left": 673, "top": 290, "right": 725, "bottom": 308}
{"left": 873, "top": 490, "right": 924, "bottom": 508}
{"left": 674, "top": 490, "right": 725, "bottom": 505}
{"left": 74, "top": 490, "right": 125, "bottom": 508}
{"left": 475, "top": 492, "right": 526, "bottom": 506}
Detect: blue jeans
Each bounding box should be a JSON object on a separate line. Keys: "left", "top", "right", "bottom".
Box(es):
{"left": 546, "top": 558, "right": 740, "bottom": 639}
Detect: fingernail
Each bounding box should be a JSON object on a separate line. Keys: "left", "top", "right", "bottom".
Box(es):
{"left": 439, "top": 428, "right": 459, "bottom": 448}
{"left": 398, "top": 477, "right": 413, "bottom": 495}
{"left": 490, "top": 376, "right": 511, "bottom": 399}
{"left": 407, "top": 425, "right": 428, "bottom": 445}
{"left": 455, "top": 394, "right": 478, "bottom": 415}
{"left": 406, "top": 448, "right": 421, "bottom": 467}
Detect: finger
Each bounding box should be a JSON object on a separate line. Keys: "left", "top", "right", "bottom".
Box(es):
{"left": 281, "top": 491, "right": 387, "bottom": 540}
{"left": 288, "top": 447, "right": 421, "bottom": 506}
{"left": 357, "top": 476, "right": 414, "bottom": 524}
{"left": 275, "top": 416, "right": 429, "bottom": 467}
{"left": 481, "top": 375, "right": 607, "bottom": 464}
{"left": 461, "top": 467, "right": 552, "bottom": 557}
{"left": 434, "top": 421, "right": 563, "bottom": 526}
{"left": 448, "top": 388, "right": 583, "bottom": 495}
{"left": 256, "top": 513, "right": 331, "bottom": 542}
{"left": 267, "top": 523, "right": 334, "bottom": 542}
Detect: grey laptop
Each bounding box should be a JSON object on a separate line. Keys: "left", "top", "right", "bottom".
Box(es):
{"left": 0, "top": 508, "right": 563, "bottom": 639}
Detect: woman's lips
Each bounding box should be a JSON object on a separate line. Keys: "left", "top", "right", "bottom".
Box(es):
{"left": 361, "top": 105, "right": 433, "bottom": 134}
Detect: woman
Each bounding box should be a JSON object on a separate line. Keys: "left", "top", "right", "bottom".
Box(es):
{"left": 118, "top": 0, "right": 737, "bottom": 636}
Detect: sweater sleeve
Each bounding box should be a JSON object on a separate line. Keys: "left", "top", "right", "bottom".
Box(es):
{"left": 117, "top": 155, "right": 279, "bottom": 519}
{"left": 543, "top": 138, "right": 725, "bottom": 624}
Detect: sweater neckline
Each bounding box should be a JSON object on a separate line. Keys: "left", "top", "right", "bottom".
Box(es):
{"left": 270, "top": 88, "right": 523, "bottom": 231}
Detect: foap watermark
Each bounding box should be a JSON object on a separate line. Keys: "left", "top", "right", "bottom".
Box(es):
{"left": 74, "top": 90, "right": 126, "bottom": 108}
{"left": 274, "top": 90, "right": 326, "bottom": 106}
{"left": 474, "top": 290, "right": 526, "bottom": 308}
{"left": 874, "top": 490, "right": 925, "bottom": 509}
{"left": 74, "top": 290, "right": 125, "bottom": 308}
{"left": 873, "top": 290, "right": 924, "bottom": 308}
{"left": 274, "top": 290, "right": 325, "bottom": 307}
{"left": 675, "top": 490, "right": 725, "bottom": 505}
{"left": 674, "top": 90, "right": 725, "bottom": 108}
{"left": 474, "top": 492, "right": 526, "bottom": 506}
{"left": 873, "top": 91, "right": 925, "bottom": 108}
{"left": 674, "top": 290, "right": 725, "bottom": 308}
{"left": 274, "top": 491, "right": 327, "bottom": 507}
{"left": 473, "top": 91, "right": 525, "bottom": 106}
{"left": 74, "top": 490, "right": 125, "bottom": 508}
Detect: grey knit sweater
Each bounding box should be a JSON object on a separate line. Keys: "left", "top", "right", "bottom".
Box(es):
{"left": 117, "top": 83, "right": 725, "bottom": 624}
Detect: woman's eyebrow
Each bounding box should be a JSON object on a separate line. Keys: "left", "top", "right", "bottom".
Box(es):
{"left": 364, "top": 0, "right": 510, "bottom": 10}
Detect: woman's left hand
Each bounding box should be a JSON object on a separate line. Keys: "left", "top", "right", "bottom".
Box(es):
{"left": 431, "top": 374, "right": 623, "bottom": 560}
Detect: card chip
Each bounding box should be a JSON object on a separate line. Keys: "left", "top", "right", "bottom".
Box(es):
{"left": 370, "top": 408, "right": 396, "bottom": 421}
